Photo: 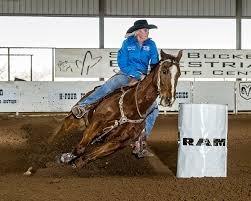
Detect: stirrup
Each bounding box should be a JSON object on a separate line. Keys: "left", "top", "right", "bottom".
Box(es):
{"left": 71, "top": 105, "right": 88, "bottom": 119}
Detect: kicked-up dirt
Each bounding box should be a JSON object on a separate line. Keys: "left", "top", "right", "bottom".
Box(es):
{"left": 0, "top": 114, "right": 250, "bottom": 201}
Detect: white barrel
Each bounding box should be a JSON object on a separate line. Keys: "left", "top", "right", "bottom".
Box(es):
{"left": 177, "top": 104, "right": 228, "bottom": 178}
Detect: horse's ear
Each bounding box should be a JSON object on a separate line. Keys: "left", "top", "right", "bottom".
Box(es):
{"left": 161, "top": 49, "right": 175, "bottom": 60}
{"left": 160, "top": 49, "right": 166, "bottom": 59}
{"left": 176, "top": 50, "right": 183, "bottom": 62}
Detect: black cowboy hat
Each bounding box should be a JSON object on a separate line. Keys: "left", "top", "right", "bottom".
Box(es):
{"left": 126, "top": 19, "right": 157, "bottom": 34}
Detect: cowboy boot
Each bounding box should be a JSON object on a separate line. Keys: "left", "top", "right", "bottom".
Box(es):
{"left": 136, "top": 133, "right": 154, "bottom": 158}
{"left": 71, "top": 105, "right": 89, "bottom": 119}
{"left": 132, "top": 135, "right": 143, "bottom": 155}
{"left": 141, "top": 138, "right": 154, "bottom": 157}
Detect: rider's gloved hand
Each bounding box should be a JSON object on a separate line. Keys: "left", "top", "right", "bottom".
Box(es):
{"left": 129, "top": 77, "right": 138, "bottom": 86}
{"left": 140, "top": 74, "right": 146, "bottom": 81}
{"left": 128, "top": 74, "right": 146, "bottom": 86}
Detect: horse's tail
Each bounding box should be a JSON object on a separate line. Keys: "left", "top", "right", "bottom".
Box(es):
{"left": 52, "top": 112, "right": 72, "bottom": 123}
{"left": 48, "top": 113, "right": 73, "bottom": 144}
{"left": 47, "top": 113, "right": 89, "bottom": 145}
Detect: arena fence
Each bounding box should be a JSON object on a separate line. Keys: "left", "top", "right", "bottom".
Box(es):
{"left": 0, "top": 80, "right": 250, "bottom": 113}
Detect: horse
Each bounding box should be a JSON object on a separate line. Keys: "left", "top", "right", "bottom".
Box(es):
{"left": 52, "top": 49, "right": 182, "bottom": 169}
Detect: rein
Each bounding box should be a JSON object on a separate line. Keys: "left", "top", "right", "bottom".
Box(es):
{"left": 135, "top": 82, "right": 146, "bottom": 118}
{"left": 91, "top": 86, "right": 145, "bottom": 144}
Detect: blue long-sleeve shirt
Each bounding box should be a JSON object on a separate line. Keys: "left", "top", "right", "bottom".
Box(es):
{"left": 117, "top": 36, "right": 159, "bottom": 80}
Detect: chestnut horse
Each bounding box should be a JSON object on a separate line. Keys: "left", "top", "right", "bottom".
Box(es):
{"left": 53, "top": 49, "right": 182, "bottom": 169}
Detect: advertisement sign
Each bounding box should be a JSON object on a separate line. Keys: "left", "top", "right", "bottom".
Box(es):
{"left": 0, "top": 83, "right": 18, "bottom": 112}
{"left": 55, "top": 49, "right": 251, "bottom": 78}
{"left": 17, "top": 81, "right": 104, "bottom": 112}
{"left": 236, "top": 81, "right": 251, "bottom": 111}
{"left": 55, "top": 49, "right": 118, "bottom": 78}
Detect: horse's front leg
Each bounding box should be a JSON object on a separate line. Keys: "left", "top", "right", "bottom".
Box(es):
{"left": 72, "top": 120, "right": 104, "bottom": 156}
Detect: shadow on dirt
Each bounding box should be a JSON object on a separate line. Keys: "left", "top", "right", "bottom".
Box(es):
{"left": 149, "top": 141, "right": 178, "bottom": 175}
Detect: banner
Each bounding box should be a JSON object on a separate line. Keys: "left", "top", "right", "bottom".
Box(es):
{"left": 55, "top": 48, "right": 118, "bottom": 78}
{"left": 17, "top": 81, "right": 104, "bottom": 112}
{"left": 236, "top": 81, "right": 251, "bottom": 111}
{"left": 55, "top": 49, "right": 251, "bottom": 78}
{"left": 0, "top": 83, "right": 18, "bottom": 112}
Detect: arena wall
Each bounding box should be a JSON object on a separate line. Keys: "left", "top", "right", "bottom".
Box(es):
{"left": 0, "top": 80, "right": 250, "bottom": 113}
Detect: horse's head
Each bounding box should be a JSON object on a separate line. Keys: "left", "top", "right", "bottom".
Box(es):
{"left": 157, "top": 49, "right": 182, "bottom": 107}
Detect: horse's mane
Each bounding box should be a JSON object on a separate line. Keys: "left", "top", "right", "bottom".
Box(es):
{"left": 149, "top": 62, "right": 160, "bottom": 73}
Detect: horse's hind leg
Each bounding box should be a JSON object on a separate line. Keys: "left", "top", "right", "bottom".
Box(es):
{"left": 72, "top": 122, "right": 145, "bottom": 168}
{"left": 72, "top": 119, "right": 105, "bottom": 156}
{"left": 72, "top": 139, "right": 128, "bottom": 169}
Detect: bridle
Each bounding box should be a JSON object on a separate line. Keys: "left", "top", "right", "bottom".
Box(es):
{"left": 157, "top": 58, "right": 179, "bottom": 95}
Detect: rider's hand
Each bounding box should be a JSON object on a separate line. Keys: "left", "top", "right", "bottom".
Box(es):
{"left": 128, "top": 74, "right": 146, "bottom": 86}
{"left": 140, "top": 74, "right": 146, "bottom": 81}
{"left": 129, "top": 77, "right": 138, "bottom": 86}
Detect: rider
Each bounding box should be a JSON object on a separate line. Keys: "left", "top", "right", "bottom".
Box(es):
{"left": 71, "top": 19, "right": 159, "bottom": 157}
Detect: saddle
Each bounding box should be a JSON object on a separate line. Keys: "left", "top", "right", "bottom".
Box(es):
{"left": 74, "top": 84, "right": 137, "bottom": 120}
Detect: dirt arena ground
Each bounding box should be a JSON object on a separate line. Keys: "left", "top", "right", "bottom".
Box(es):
{"left": 0, "top": 114, "right": 250, "bottom": 201}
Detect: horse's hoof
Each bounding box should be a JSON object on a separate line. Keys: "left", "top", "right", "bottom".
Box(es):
{"left": 71, "top": 161, "right": 83, "bottom": 169}
{"left": 55, "top": 155, "right": 62, "bottom": 164}
{"left": 135, "top": 153, "right": 144, "bottom": 159}
{"left": 23, "top": 167, "right": 33, "bottom": 176}
{"left": 59, "top": 153, "right": 77, "bottom": 164}
{"left": 70, "top": 157, "right": 87, "bottom": 169}
{"left": 71, "top": 163, "right": 77, "bottom": 169}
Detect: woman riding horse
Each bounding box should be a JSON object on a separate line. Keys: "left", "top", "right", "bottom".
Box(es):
{"left": 59, "top": 49, "right": 182, "bottom": 169}
{"left": 71, "top": 19, "right": 159, "bottom": 156}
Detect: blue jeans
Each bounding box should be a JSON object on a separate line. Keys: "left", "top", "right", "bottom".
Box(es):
{"left": 145, "top": 101, "right": 159, "bottom": 137}
{"left": 78, "top": 72, "right": 159, "bottom": 136}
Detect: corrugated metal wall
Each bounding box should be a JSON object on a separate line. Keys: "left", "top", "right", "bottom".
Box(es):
{"left": 1, "top": 0, "right": 251, "bottom": 17}
{"left": 243, "top": 0, "right": 251, "bottom": 17}
{"left": 0, "top": 0, "right": 99, "bottom": 15}
{"left": 105, "top": 0, "right": 236, "bottom": 16}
